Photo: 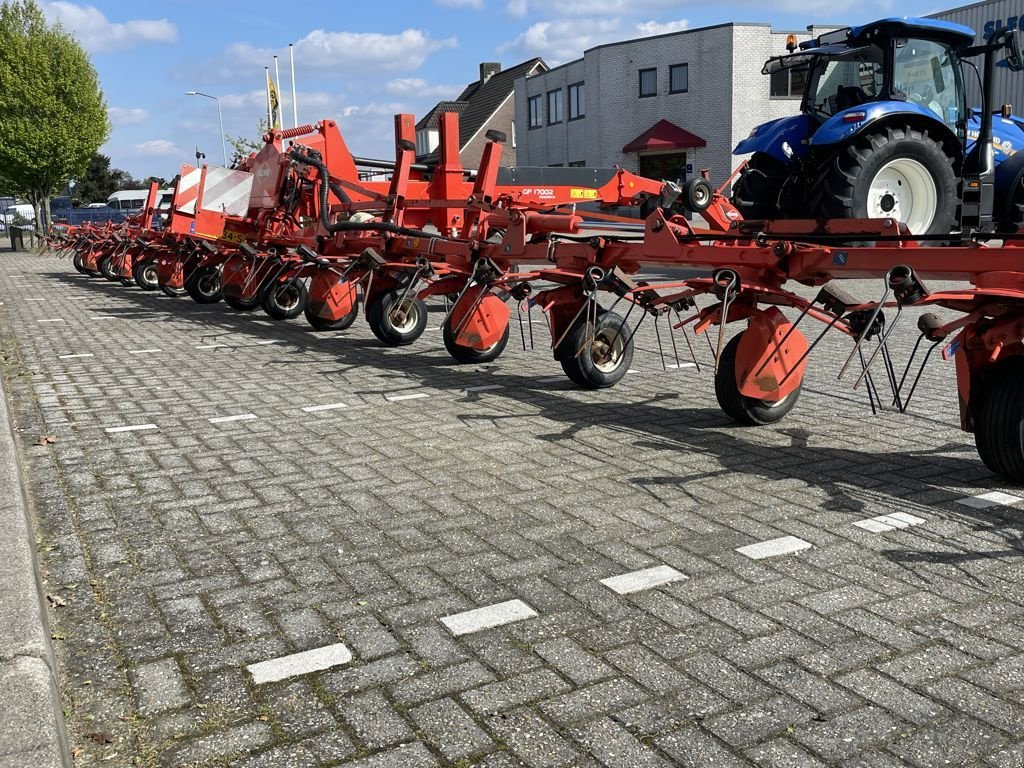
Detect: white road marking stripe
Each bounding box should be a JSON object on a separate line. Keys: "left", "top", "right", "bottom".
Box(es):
{"left": 465, "top": 384, "right": 504, "bottom": 393}
{"left": 58, "top": 353, "right": 93, "bottom": 359}
{"left": 736, "top": 535, "right": 812, "bottom": 560}
{"left": 302, "top": 402, "right": 347, "bottom": 413}
{"left": 247, "top": 643, "right": 352, "bottom": 685}
{"left": 255, "top": 340, "right": 283, "bottom": 345}
{"left": 853, "top": 512, "right": 926, "bottom": 533}
{"left": 665, "top": 362, "right": 697, "bottom": 369}
{"left": 441, "top": 600, "right": 538, "bottom": 636}
{"left": 25, "top": 298, "right": 46, "bottom": 301}
{"left": 129, "top": 349, "right": 162, "bottom": 355}
{"left": 208, "top": 413, "right": 257, "bottom": 424}
{"left": 627, "top": 369, "right": 640, "bottom": 374}
{"left": 105, "top": 424, "right": 158, "bottom": 433}
{"left": 386, "top": 392, "right": 428, "bottom": 402}
{"left": 196, "top": 344, "right": 227, "bottom": 350}
{"left": 957, "top": 491, "right": 1023, "bottom": 509}
{"left": 600, "top": 565, "right": 687, "bottom": 595}
{"left": 38, "top": 319, "right": 64, "bottom": 323}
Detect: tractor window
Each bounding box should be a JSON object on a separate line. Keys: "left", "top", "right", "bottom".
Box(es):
{"left": 806, "top": 47, "right": 884, "bottom": 119}
{"left": 892, "top": 38, "right": 962, "bottom": 131}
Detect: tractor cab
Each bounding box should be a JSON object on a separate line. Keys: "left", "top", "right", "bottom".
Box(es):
{"left": 733, "top": 17, "right": 1024, "bottom": 236}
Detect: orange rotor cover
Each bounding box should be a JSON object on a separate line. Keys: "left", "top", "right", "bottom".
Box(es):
{"left": 735, "top": 307, "right": 808, "bottom": 401}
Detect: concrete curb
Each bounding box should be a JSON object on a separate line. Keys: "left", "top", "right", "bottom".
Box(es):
{"left": 0, "top": 365, "right": 72, "bottom": 767}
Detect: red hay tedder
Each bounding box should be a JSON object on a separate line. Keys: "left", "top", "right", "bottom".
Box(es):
{"left": 46, "top": 108, "right": 1024, "bottom": 483}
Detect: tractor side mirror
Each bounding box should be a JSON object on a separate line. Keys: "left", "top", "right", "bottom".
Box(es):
{"left": 1004, "top": 29, "right": 1023, "bottom": 72}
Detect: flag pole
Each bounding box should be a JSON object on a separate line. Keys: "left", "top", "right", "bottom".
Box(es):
{"left": 273, "top": 55, "right": 284, "bottom": 129}
{"left": 264, "top": 66, "right": 272, "bottom": 130}
{"left": 289, "top": 43, "right": 298, "bottom": 128}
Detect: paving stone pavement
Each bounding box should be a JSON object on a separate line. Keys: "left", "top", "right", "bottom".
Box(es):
{"left": 1, "top": 251, "right": 1024, "bottom": 767}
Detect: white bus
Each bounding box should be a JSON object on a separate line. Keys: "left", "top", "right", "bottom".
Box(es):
{"left": 106, "top": 189, "right": 174, "bottom": 211}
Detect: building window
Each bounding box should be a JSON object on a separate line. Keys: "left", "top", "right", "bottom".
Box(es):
{"left": 528, "top": 95, "right": 542, "bottom": 128}
{"left": 770, "top": 67, "right": 807, "bottom": 98}
{"left": 548, "top": 163, "right": 563, "bottom": 167}
{"left": 670, "top": 64, "right": 688, "bottom": 94}
{"left": 547, "top": 89, "right": 563, "bottom": 124}
{"left": 568, "top": 82, "right": 585, "bottom": 120}
{"left": 639, "top": 68, "right": 657, "bottom": 97}
{"left": 568, "top": 160, "right": 585, "bottom": 167}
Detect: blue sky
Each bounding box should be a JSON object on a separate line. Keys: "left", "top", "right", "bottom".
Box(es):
{"left": 41, "top": 0, "right": 953, "bottom": 183}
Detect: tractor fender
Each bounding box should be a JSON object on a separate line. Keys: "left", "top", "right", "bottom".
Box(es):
{"left": 810, "top": 101, "right": 962, "bottom": 160}
{"left": 994, "top": 150, "right": 1024, "bottom": 225}
{"left": 733, "top": 115, "right": 813, "bottom": 164}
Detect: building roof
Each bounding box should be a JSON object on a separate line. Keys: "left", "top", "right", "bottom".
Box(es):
{"left": 416, "top": 101, "right": 470, "bottom": 131}
{"left": 622, "top": 119, "right": 707, "bottom": 153}
{"left": 418, "top": 57, "right": 547, "bottom": 159}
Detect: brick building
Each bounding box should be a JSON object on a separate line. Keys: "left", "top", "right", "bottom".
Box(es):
{"left": 417, "top": 58, "right": 548, "bottom": 168}
{"left": 513, "top": 23, "right": 837, "bottom": 187}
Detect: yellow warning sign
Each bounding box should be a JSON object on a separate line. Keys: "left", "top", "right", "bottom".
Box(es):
{"left": 570, "top": 188, "right": 598, "bottom": 200}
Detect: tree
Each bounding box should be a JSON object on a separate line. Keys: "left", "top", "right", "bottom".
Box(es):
{"left": 0, "top": 0, "right": 110, "bottom": 232}
{"left": 227, "top": 118, "right": 270, "bottom": 166}
{"left": 73, "top": 152, "right": 118, "bottom": 205}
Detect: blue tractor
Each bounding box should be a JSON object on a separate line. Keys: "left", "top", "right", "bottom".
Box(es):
{"left": 731, "top": 18, "right": 1024, "bottom": 236}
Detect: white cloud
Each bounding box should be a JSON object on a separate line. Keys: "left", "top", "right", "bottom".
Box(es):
{"left": 128, "top": 140, "right": 182, "bottom": 156}
{"left": 498, "top": 18, "right": 625, "bottom": 64}
{"left": 217, "top": 28, "right": 457, "bottom": 80}
{"left": 506, "top": 0, "right": 677, "bottom": 15}
{"left": 385, "top": 78, "right": 464, "bottom": 99}
{"left": 436, "top": 0, "right": 484, "bottom": 6}
{"left": 635, "top": 18, "right": 689, "bottom": 36}
{"left": 41, "top": 2, "right": 177, "bottom": 53}
{"left": 108, "top": 107, "right": 149, "bottom": 126}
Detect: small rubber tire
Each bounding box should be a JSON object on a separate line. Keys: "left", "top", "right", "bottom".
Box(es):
{"left": 304, "top": 295, "right": 359, "bottom": 331}
{"left": 974, "top": 356, "right": 1024, "bottom": 481}
{"left": 261, "top": 277, "right": 307, "bottom": 320}
{"left": 185, "top": 265, "right": 223, "bottom": 304}
{"left": 682, "top": 177, "right": 713, "bottom": 212}
{"left": 366, "top": 289, "right": 428, "bottom": 346}
{"left": 73, "top": 252, "right": 97, "bottom": 276}
{"left": 160, "top": 283, "right": 187, "bottom": 298}
{"left": 714, "top": 332, "right": 801, "bottom": 426}
{"left": 98, "top": 254, "right": 119, "bottom": 281}
{"left": 224, "top": 293, "right": 262, "bottom": 312}
{"left": 442, "top": 318, "right": 510, "bottom": 363}
{"left": 556, "top": 309, "right": 634, "bottom": 389}
{"left": 133, "top": 258, "right": 159, "bottom": 291}
{"left": 119, "top": 277, "right": 134, "bottom": 287}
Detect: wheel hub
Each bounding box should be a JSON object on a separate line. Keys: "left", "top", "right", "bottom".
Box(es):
{"left": 867, "top": 157, "right": 938, "bottom": 234}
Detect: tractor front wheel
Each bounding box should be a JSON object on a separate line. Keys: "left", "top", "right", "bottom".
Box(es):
{"left": 731, "top": 152, "right": 790, "bottom": 219}
{"left": 974, "top": 357, "right": 1024, "bottom": 481}
{"left": 816, "top": 125, "right": 957, "bottom": 237}
{"left": 714, "top": 333, "right": 801, "bottom": 425}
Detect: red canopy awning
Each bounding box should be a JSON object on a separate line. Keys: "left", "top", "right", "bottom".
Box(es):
{"left": 622, "top": 119, "right": 706, "bottom": 153}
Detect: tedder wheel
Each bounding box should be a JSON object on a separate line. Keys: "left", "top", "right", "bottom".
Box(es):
{"left": 98, "top": 254, "right": 119, "bottom": 281}
{"left": 133, "top": 258, "right": 159, "bottom": 291}
{"left": 304, "top": 295, "right": 359, "bottom": 331}
{"left": 974, "top": 357, "right": 1024, "bottom": 481}
{"left": 815, "top": 125, "right": 957, "bottom": 237}
{"left": 682, "top": 177, "right": 713, "bottom": 212}
{"left": 261, "top": 277, "right": 308, "bottom": 320}
{"left": 119, "top": 277, "right": 134, "bottom": 287}
{"left": 224, "top": 293, "right": 262, "bottom": 312}
{"left": 185, "top": 265, "right": 223, "bottom": 304}
{"left": 730, "top": 152, "right": 789, "bottom": 219}
{"left": 366, "top": 289, "right": 428, "bottom": 346}
{"left": 442, "top": 318, "right": 510, "bottom": 364}
{"left": 73, "top": 252, "right": 98, "bottom": 276}
{"left": 160, "top": 283, "right": 187, "bottom": 298}
{"left": 714, "top": 332, "right": 800, "bottom": 426}
{"left": 557, "top": 309, "right": 634, "bottom": 389}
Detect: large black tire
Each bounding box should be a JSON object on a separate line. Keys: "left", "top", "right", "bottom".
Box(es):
{"left": 224, "top": 292, "right": 263, "bottom": 312}
{"left": 974, "top": 357, "right": 1024, "bottom": 481}
{"left": 185, "top": 265, "right": 223, "bottom": 304}
{"left": 261, "top": 278, "right": 307, "bottom": 320}
{"left": 556, "top": 309, "right": 634, "bottom": 389}
{"left": 98, "top": 254, "right": 119, "bottom": 281}
{"left": 731, "top": 152, "right": 790, "bottom": 219}
{"left": 366, "top": 289, "right": 428, "bottom": 346}
{"left": 442, "top": 318, "right": 510, "bottom": 363}
{"left": 160, "top": 284, "right": 187, "bottom": 298}
{"left": 304, "top": 295, "right": 359, "bottom": 331}
{"left": 815, "top": 125, "right": 958, "bottom": 237}
{"left": 133, "top": 258, "right": 159, "bottom": 291}
{"left": 715, "top": 333, "right": 801, "bottom": 426}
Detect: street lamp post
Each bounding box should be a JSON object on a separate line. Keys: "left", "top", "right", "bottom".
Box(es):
{"left": 186, "top": 91, "right": 228, "bottom": 166}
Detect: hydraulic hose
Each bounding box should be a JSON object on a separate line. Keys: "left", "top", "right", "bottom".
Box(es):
{"left": 289, "top": 149, "right": 441, "bottom": 240}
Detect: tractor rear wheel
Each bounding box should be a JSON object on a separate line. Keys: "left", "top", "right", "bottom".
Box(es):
{"left": 816, "top": 125, "right": 957, "bottom": 237}
{"left": 714, "top": 333, "right": 801, "bottom": 425}
{"left": 731, "top": 152, "right": 789, "bottom": 219}
{"left": 974, "top": 357, "right": 1024, "bottom": 481}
